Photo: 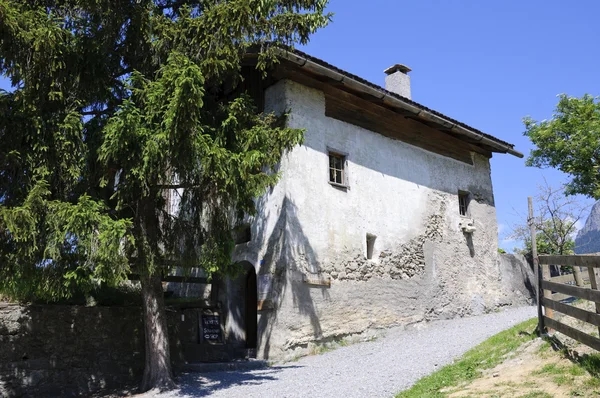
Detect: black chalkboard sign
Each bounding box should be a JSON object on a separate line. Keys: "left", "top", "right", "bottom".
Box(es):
{"left": 201, "top": 313, "right": 222, "bottom": 343}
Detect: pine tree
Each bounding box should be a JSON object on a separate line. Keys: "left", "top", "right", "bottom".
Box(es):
{"left": 0, "top": 0, "right": 330, "bottom": 391}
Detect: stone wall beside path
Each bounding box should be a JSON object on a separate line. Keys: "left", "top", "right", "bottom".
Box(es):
{"left": 0, "top": 253, "right": 535, "bottom": 397}
{"left": 0, "top": 303, "right": 182, "bottom": 398}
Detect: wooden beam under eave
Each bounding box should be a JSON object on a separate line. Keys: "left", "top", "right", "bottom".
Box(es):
{"left": 325, "top": 95, "right": 474, "bottom": 164}
{"left": 272, "top": 64, "right": 493, "bottom": 161}
{"left": 325, "top": 89, "right": 492, "bottom": 159}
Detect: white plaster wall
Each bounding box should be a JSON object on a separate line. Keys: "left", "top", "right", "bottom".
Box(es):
{"left": 258, "top": 80, "right": 495, "bottom": 265}
{"left": 232, "top": 79, "right": 525, "bottom": 361}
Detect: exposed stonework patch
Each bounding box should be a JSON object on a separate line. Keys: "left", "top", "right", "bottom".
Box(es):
{"left": 380, "top": 200, "right": 446, "bottom": 280}
{"left": 323, "top": 196, "right": 446, "bottom": 282}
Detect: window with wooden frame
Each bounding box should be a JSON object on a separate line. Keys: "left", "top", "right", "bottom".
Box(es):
{"left": 328, "top": 152, "right": 346, "bottom": 185}
{"left": 458, "top": 191, "right": 470, "bottom": 216}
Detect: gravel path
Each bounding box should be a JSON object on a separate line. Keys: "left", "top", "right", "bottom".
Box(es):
{"left": 149, "top": 306, "right": 536, "bottom": 398}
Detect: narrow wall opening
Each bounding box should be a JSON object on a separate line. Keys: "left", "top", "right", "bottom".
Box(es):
{"left": 366, "top": 233, "right": 377, "bottom": 260}
{"left": 234, "top": 224, "right": 252, "bottom": 244}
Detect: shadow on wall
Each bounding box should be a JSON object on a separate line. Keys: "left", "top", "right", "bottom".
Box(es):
{"left": 0, "top": 303, "right": 184, "bottom": 397}
{"left": 214, "top": 261, "right": 256, "bottom": 358}
{"left": 0, "top": 304, "right": 146, "bottom": 397}
{"left": 498, "top": 253, "right": 536, "bottom": 303}
{"left": 241, "top": 194, "right": 327, "bottom": 359}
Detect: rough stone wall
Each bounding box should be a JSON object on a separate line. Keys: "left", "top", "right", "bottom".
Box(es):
{"left": 497, "top": 253, "right": 536, "bottom": 305}
{"left": 231, "top": 79, "right": 533, "bottom": 361}
{"left": 0, "top": 304, "right": 183, "bottom": 397}
{"left": 576, "top": 201, "right": 600, "bottom": 254}
{"left": 325, "top": 199, "right": 446, "bottom": 282}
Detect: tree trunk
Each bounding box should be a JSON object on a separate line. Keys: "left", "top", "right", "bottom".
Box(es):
{"left": 139, "top": 273, "right": 176, "bottom": 392}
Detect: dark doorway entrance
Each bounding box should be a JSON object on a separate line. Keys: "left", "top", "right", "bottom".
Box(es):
{"left": 245, "top": 267, "right": 257, "bottom": 349}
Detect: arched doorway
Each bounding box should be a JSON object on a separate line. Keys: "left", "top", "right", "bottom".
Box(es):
{"left": 245, "top": 267, "right": 258, "bottom": 350}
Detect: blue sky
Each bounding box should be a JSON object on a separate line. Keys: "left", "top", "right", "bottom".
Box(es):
{"left": 1, "top": 1, "right": 597, "bottom": 252}
{"left": 299, "top": 0, "right": 599, "bottom": 251}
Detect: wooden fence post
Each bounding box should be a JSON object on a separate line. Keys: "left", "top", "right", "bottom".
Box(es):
{"left": 573, "top": 266, "right": 585, "bottom": 287}
{"left": 529, "top": 197, "right": 545, "bottom": 334}
{"left": 586, "top": 264, "right": 600, "bottom": 337}
{"left": 542, "top": 262, "right": 553, "bottom": 321}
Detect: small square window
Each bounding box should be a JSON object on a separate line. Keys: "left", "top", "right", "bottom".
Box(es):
{"left": 329, "top": 152, "right": 345, "bottom": 185}
{"left": 458, "top": 191, "right": 470, "bottom": 216}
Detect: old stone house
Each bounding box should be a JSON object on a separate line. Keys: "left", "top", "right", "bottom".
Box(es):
{"left": 177, "top": 49, "right": 529, "bottom": 362}
{"left": 0, "top": 50, "right": 538, "bottom": 397}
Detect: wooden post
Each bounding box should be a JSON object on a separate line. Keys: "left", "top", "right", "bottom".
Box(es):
{"left": 542, "top": 268, "right": 553, "bottom": 321}
{"left": 529, "top": 197, "right": 545, "bottom": 334}
{"left": 573, "top": 266, "right": 585, "bottom": 287}
{"left": 586, "top": 264, "right": 600, "bottom": 337}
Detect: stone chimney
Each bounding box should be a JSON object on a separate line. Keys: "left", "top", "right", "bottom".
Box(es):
{"left": 384, "top": 64, "right": 412, "bottom": 99}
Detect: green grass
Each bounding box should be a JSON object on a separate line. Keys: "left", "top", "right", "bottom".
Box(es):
{"left": 568, "top": 364, "right": 586, "bottom": 376}
{"left": 518, "top": 391, "right": 552, "bottom": 398}
{"left": 578, "top": 353, "right": 600, "bottom": 377}
{"left": 537, "top": 340, "right": 551, "bottom": 353}
{"left": 531, "top": 363, "right": 562, "bottom": 375}
{"left": 552, "top": 374, "right": 575, "bottom": 386}
{"left": 396, "top": 318, "right": 538, "bottom": 398}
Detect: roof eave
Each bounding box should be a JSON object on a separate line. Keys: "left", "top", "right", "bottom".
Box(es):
{"left": 276, "top": 49, "right": 524, "bottom": 159}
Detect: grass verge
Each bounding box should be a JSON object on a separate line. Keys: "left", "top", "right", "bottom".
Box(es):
{"left": 396, "top": 318, "right": 538, "bottom": 398}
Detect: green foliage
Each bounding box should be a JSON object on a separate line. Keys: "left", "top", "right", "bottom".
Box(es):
{"left": 511, "top": 182, "right": 587, "bottom": 258}
{"left": 0, "top": 0, "right": 331, "bottom": 301}
{"left": 0, "top": 180, "right": 132, "bottom": 301}
{"left": 516, "top": 219, "right": 576, "bottom": 257}
{"left": 525, "top": 94, "right": 600, "bottom": 199}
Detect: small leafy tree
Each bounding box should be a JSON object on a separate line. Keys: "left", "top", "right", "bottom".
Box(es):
{"left": 511, "top": 182, "right": 589, "bottom": 266}
{"left": 0, "top": 0, "right": 330, "bottom": 391}
{"left": 525, "top": 94, "right": 600, "bottom": 200}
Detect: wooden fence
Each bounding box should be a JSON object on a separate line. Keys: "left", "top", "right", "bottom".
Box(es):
{"left": 537, "top": 254, "right": 600, "bottom": 351}
{"left": 548, "top": 271, "right": 591, "bottom": 302}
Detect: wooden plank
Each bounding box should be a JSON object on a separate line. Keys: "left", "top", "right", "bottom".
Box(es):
{"left": 302, "top": 274, "right": 332, "bottom": 287}
{"left": 587, "top": 267, "right": 600, "bottom": 336}
{"left": 257, "top": 299, "right": 275, "bottom": 311}
{"left": 325, "top": 94, "right": 475, "bottom": 164}
{"left": 530, "top": 197, "right": 544, "bottom": 333}
{"left": 323, "top": 85, "right": 492, "bottom": 158}
{"left": 542, "top": 280, "right": 600, "bottom": 303}
{"left": 544, "top": 317, "right": 600, "bottom": 351}
{"left": 542, "top": 263, "right": 553, "bottom": 320}
{"left": 128, "top": 274, "right": 209, "bottom": 284}
{"left": 542, "top": 297, "right": 600, "bottom": 327}
{"left": 539, "top": 255, "right": 600, "bottom": 267}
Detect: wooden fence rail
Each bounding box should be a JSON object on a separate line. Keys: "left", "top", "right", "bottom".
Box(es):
{"left": 539, "top": 255, "right": 600, "bottom": 268}
{"left": 537, "top": 254, "right": 600, "bottom": 351}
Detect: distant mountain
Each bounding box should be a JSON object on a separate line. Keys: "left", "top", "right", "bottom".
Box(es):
{"left": 575, "top": 201, "right": 600, "bottom": 254}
